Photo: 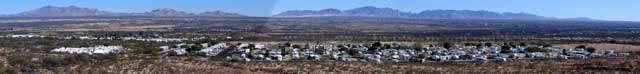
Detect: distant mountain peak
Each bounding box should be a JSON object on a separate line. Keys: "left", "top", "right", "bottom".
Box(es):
{"left": 319, "top": 8, "right": 341, "bottom": 13}
{"left": 320, "top": 8, "right": 341, "bottom": 11}
{"left": 349, "top": 6, "right": 395, "bottom": 11}
{"left": 150, "top": 8, "right": 180, "bottom": 13}
{"left": 146, "top": 8, "right": 191, "bottom": 16}
{"left": 345, "top": 6, "right": 400, "bottom": 13}
{"left": 343, "top": 6, "right": 409, "bottom": 17}
{"left": 198, "top": 11, "right": 245, "bottom": 17}
{"left": 14, "top": 5, "right": 112, "bottom": 17}
{"left": 562, "top": 17, "right": 601, "bottom": 21}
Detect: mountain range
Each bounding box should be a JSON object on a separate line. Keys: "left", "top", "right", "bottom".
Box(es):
{"left": 6, "top": 5, "right": 245, "bottom": 17}
{"left": 1, "top": 5, "right": 598, "bottom": 21}
{"left": 275, "top": 6, "right": 556, "bottom": 20}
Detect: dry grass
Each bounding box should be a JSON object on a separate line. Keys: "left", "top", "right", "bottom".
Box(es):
{"left": 25, "top": 56, "right": 263, "bottom": 74}
{"left": 5, "top": 55, "right": 639, "bottom": 74}
{"left": 229, "top": 58, "right": 640, "bottom": 74}
{"left": 554, "top": 43, "right": 640, "bottom": 52}
{"left": 51, "top": 24, "right": 175, "bottom": 31}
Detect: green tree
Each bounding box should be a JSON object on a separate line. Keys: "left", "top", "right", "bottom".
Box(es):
{"left": 346, "top": 48, "right": 361, "bottom": 57}
{"left": 608, "top": 40, "right": 617, "bottom": 43}
{"left": 416, "top": 54, "right": 426, "bottom": 58}
{"left": 186, "top": 44, "right": 204, "bottom": 52}
{"left": 500, "top": 46, "right": 513, "bottom": 53}
{"left": 367, "top": 47, "right": 378, "bottom": 54}
{"left": 372, "top": 42, "right": 382, "bottom": 47}
{"left": 586, "top": 47, "right": 597, "bottom": 53}
{"left": 292, "top": 45, "right": 301, "bottom": 48}
{"left": 281, "top": 48, "right": 291, "bottom": 55}
{"left": 383, "top": 44, "right": 392, "bottom": 49}
{"left": 413, "top": 43, "right": 424, "bottom": 51}
{"left": 180, "top": 45, "right": 190, "bottom": 49}
{"left": 542, "top": 44, "right": 552, "bottom": 47}
{"left": 525, "top": 47, "right": 547, "bottom": 52}
{"left": 474, "top": 43, "right": 483, "bottom": 48}
{"left": 264, "top": 50, "right": 271, "bottom": 57}
{"left": 314, "top": 47, "right": 326, "bottom": 54}
{"left": 248, "top": 44, "right": 256, "bottom": 49}
{"left": 519, "top": 42, "right": 527, "bottom": 46}
{"left": 484, "top": 43, "right": 493, "bottom": 47}
{"left": 443, "top": 42, "right": 453, "bottom": 49}
{"left": 575, "top": 45, "right": 587, "bottom": 49}
{"left": 284, "top": 42, "right": 292, "bottom": 47}
{"left": 464, "top": 43, "right": 474, "bottom": 46}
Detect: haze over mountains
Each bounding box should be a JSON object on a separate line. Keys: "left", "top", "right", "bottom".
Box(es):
{"left": 1, "top": 5, "right": 599, "bottom": 21}
{"left": 275, "top": 6, "right": 555, "bottom": 20}
{"left": 7, "top": 5, "right": 245, "bottom": 17}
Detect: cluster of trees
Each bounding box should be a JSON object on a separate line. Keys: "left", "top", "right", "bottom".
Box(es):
{"left": 525, "top": 47, "right": 547, "bottom": 52}
{"left": 500, "top": 46, "right": 514, "bottom": 53}
{"left": 181, "top": 43, "right": 204, "bottom": 52}
{"left": 575, "top": 45, "right": 597, "bottom": 53}
{"left": 171, "top": 39, "right": 221, "bottom": 56}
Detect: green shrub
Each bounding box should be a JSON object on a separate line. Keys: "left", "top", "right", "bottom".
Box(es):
{"left": 281, "top": 48, "right": 291, "bottom": 55}
{"left": 131, "top": 47, "right": 162, "bottom": 55}
{"left": 484, "top": 43, "right": 492, "bottom": 47}
{"left": 315, "top": 47, "right": 326, "bottom": 54}
{"left": 7, "top": 54, "right": 34, "bottom": 66}
{"left": 443, "top": 42, "right": 453, "bottom": 49}
{"left": 586, "top": 47, "right": 597, "bottom": 53}
{"left": 186, "top": 44, "right": 203, "bottom": 52}
{"left": 292, "top": 45, "right": 301, "bottom": 49}
{"left": 519, "top": 42, "right": 527, "bottom": 46}
{"left": 183, "top": 52, "right": 208, "bottom": 57}
{"left": 372, "top": 42, "right": 382, "bottom": 47}
{"left": 575, "top": 45, "right": 587, "bottom": 49}
{"left": 525, "top": 47, "right": 547, "bottom": 52}
{"left": 542, "top": 44, "right": 552, "bottom": 47}
{"left": 500, "top": 46, "right": 514, "bottom": 53}
{"left": 346, "top": 48, "right": 360, "bottom": 57}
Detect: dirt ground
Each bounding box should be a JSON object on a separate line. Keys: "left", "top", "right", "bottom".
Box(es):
{"left": 231, "top": 58, "right": 640, "bottom": 74}
{"left": 20, "top": 56, "right": 640, "bottom": 74}
{"left": 555, "top": 43, "right": 640, "bottom": 52}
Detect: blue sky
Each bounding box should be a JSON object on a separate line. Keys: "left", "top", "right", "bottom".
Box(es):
{"left": 0, "top": 0, "right": 639, "bottom": 21}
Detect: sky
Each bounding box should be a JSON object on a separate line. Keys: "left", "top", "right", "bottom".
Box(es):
{"left": 0, "top": 0, "right": 638, "bottom": 21}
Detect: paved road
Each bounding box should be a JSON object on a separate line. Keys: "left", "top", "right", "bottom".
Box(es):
{"left": 211, "top": 48, "right": 232, "bottom": 61}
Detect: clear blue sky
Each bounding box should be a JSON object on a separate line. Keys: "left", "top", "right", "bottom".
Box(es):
{"left": 0, "top": 0, "right": 638, "bottom": 21}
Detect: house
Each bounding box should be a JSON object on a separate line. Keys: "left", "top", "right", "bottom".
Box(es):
{"left": 217, "top": 42, "right": 628, "bottom": 63}
{"left": 508, "top": 53, "right": 525, "bottom": 59}
{"left": 51, "top": 46, "right": 127, "bottom": 54}
{"left": 270, "top": 55, "right": 283, "bottom": 61}
{"left": 494, "top": 58, "right": 507, "bottom": 62}
{"left": 308, "top": 54, "right": 321, "bottom": 61}
{"left": 256, "top": 55, "right": 265, "bottom": 60}
{"left": 473, "top": 57, "right": 488, "bottom": 63}
{"left": 198, "top": 43, "right": 227, "bottom": 56}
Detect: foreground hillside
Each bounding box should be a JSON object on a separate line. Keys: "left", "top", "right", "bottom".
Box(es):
{"left": 2, "top": 55, "right": 638, "bottom": 74}
{"left": 0, "top": 38, "right": 639, "bottom": 74}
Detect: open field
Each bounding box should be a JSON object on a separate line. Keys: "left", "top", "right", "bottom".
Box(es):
{"left": 232, "top": 58, "right": 640, "bottom": 74}
{"left": 1, "top": 17, "right": 640, "bottom": 41}
{"left": 555, "top": 43, "right": 640, "bottom": 52}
